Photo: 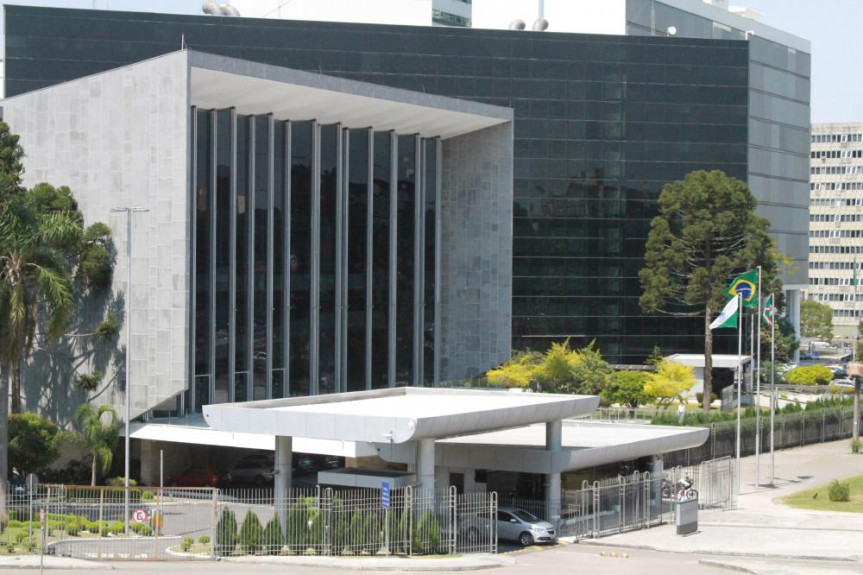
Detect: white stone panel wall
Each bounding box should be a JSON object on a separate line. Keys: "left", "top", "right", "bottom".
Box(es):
{"left": 2, "top": 51, "right": 190, "bottom": 422}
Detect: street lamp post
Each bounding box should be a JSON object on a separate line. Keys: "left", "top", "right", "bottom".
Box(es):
{"left": 110, "top": 206, "right": 149, "bottom": 535}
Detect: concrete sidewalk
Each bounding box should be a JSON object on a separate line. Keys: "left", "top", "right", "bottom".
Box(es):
{"left": 225, "top": 553, "right": 514, "bottom": 571}
{"left": 580, "top": 439, "right": 863, "bottom": 563}
{"left": 0, "top": 556, "right": 113, "bottom": 569}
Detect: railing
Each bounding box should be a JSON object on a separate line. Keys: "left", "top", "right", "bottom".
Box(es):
{"left": 3, "top": 484, "right": 496, "bottom": 560}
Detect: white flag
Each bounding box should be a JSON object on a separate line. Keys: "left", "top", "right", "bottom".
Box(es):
{"left": 710, "top": 297, "right": 739, "bottom": 330}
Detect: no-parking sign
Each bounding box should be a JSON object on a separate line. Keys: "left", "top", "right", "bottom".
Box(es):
{"left": 132, "top": 508, "right": 148, "bottom": 524}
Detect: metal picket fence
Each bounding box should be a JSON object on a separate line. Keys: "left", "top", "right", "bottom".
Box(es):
{"left": 7, "top": 484, "right": 496, "bottom": 561}
{"left": 499, "top": 457, "right": 734, "bottom": 541}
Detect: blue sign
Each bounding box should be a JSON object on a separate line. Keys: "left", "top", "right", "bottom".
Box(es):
{"left": 381, "top": 481, "right": 391, "bottom": 509}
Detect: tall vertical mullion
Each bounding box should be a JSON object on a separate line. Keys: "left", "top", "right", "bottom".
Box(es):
{"left": 434, "top": 138, "right": 442, "bottom": 387}
{"left": 310, "top": 121, "right": 321, "bottom": 395}
{"left": 388, "top": 131, "right": 398, "bottom": 389}
{"left": 228, "top": 108, "right": 237, "bottom": 402}
{"left": 413, "top": 136, "right": 424, "bottom": 387}
{"left": 209, "top": 110, "right": 218, "bottom": 403}
{"left": 334, "top": 125, "right": 345, "bottom": 394}
{"left": 189, "top": 106, "right": 198, "bottom": 414}
{"left": 266, "top": 115, "right": 275, "bottom": 399}
{"left": 365, "top": 129, "right": 374, "bottom": 391}
{"left": 247, "top": 117, "right": 256, "bottom": 395}
{"left": 283, "top": 121, "right": 292, "bottom": 397}
{"left": 340, "top": 129, "right": 349, "bottom": 393}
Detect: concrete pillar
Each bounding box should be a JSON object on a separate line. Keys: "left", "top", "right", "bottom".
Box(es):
{"left": 416, "top": 439, "right": 435, "bottom": 492}
{"left": 545, "top": 421, "right": 562, "bottom": 527}
{"left": 274, "top": 436, "right": 293, "bottom": 529}
{"left": 652, "top": 454, "right": 664, "bottom": 513}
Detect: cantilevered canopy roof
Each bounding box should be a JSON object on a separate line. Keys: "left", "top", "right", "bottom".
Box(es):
{"left": 203, "top": 387, "right": 599, "bottom": 444}
{"left": 667, "top": 354, "right": 751, "bottom": 369}
{"left": 187, "top": 51, "right": 512, "bottom": 139}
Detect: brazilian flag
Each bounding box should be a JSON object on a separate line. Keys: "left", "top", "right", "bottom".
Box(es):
{"left": 726, "top": 269, "right": 758, "bottom": 308}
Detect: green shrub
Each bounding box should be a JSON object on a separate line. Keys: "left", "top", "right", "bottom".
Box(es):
{"left": 784, "top": 365, "right": 833, "bottom": 386}
{"left": 108, "top": 521, "right": 125, "bottom": 535}
{"left": 181, "top": 537, "right": 194, "bottom": 552}
{"left": 852, "top": 438, "right": 862, "bottom": 454}
{"left": 412, "top": 511, "right": 441, "bottom": 555}
{"left": 285, "top": 504, "right": 308, "bottom": 552}
{"left": 828, "top": 479, "right": 850, "bottom": 502}
{"left": 261, "top": 517, "right": 284, "bottom": 555}
{"left": 7, "top": 520, "right": 22, "bottom": 529}
{"left": 362, "top": 512, "right": 381, "bottom": 553}
{"left": 216, "top": 508, "right": 238, "bottom": 556}
{"left": 198, "top": 535, "right": 210, "bottom": 544}
{"left": 141, "top": 490, "right": 154, "bottom": 500}
{"left": 105, "top": 477, "right": 138, "bottom": 487}
{"left": 65, "top": 519, "right": 81, "bottom": 536}
{"left": 695, "top": 392, "right": 718, "bottom": 404}
{"left": 239, "top": 511, "right": 263, "bottom": 554}
{"left": 15, "top": 532, "right": 28, "bottom": 544}
{"left": 130, "top": 523, "right": 152, "bottom": 536}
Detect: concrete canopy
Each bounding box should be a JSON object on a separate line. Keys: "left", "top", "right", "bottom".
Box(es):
{"left": 188, "top": 51, "right": 512, "bottom": 139}
{"left": 202, "top": 387, "right": 600, "bottom": 443}
{"left": 667, "top": 354, "right": 751, "bottom": 369}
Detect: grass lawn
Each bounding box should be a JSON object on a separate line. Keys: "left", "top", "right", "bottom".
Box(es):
{"left": 783, "top": 475, "right": 863, "bottom": 513}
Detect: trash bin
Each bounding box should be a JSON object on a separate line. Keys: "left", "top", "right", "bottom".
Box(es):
{"left": 675, "top": 498, "right": 698, "bottom": 536}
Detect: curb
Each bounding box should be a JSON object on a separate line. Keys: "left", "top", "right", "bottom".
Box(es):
{"left": 223, "top": 554, "right": 515, "bottom": 571}
{"left": 576, "top": 539, "right": 859, "bottom": 563}
{"left": 698, "top": 559, "right": 757, "bottom": 574}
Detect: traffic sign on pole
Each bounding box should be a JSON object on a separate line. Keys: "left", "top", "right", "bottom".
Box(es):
{"left": 381, "top": 481, "right": 391, "bottom": 509}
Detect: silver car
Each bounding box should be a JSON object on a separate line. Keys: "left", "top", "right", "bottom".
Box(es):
{"left": 496, "top": 507, "right": 557, "bottom": 546}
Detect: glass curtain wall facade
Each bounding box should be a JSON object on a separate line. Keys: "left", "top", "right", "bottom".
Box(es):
{"left": 188, "top": 107, "right": 440, "bottom": 410}
{"left": 5, "top": 6, "right": 752, "bottom": 364}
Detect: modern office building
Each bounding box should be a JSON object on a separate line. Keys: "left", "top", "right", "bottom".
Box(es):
{"left": 808, "top": 123, "right": 863, "bottom": 338}
{"left": 2, "top": 48, "right": 514, "bottom": 417}
{"left": 5, "top": 4, "right": 757, "bottom": 368}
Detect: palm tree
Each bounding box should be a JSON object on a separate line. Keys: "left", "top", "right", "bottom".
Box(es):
{"left": 70, "top": 403, "right": 119, "bottom": 486}
{"left": 0, "top": 196, "right": 78, "bottom": 413}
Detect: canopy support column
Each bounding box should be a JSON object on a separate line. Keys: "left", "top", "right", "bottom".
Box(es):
{"left": 274, "top": 435, "right": 293, "bottom": 529}
{"left": 545, "top": 420, "right": 562, "bottom": 529}
{"left": 417, "top": 438, "right": 435, "bottom": 492}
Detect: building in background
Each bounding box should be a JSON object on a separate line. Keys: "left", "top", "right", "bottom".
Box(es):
{"left": 194, "top": 0, "right": 811, "bottom": 339}
{"left": 808, "top": 123, "right": 863, "bottom": 338}
{"left": 228, "top": 0, "right": 472, "bottom": 27}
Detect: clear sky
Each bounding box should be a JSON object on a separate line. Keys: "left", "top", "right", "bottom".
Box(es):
{"left": 2, "top": 0, "right": 860, "bottom": 124}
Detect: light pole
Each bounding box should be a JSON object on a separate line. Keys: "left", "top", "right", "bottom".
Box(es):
{"left": 110, "top": 206, "right": 149, "bottom": 535}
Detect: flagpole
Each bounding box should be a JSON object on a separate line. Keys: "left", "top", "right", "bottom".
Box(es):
{"left": 736, "top": 293, "right": 743, "bottom": 498}
{"left": 755, "top": 266, "right": 762, "bottom": 490}
{"left": 770, "top": 292, "right": 776, "bottom": 486}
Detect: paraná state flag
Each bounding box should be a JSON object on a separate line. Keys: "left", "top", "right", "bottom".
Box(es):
{"left": 710, "top": 297, "right": 739, "bottom": 330}
{"left": 762, "top": 295, "right": 775, "bottom": 327}
{"left": 726, "top": 269, "right": 758, "bottom": 307}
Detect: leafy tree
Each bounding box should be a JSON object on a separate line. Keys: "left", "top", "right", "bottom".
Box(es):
{"left": 644, "top": 360, "right": 695, "bottom": 409}
{"left": 486, "top": 351, "right": 542, "bottom": 388}
{"left": 0, "top": 123, "right": 114, "bottom": 517}
{"left": 639, "top": 170, "right": 782, "bottom": 412}
{"left": 8, "top": 412, "right": 59, "bottom": 476}
{"left": 761, "top": 317, "right": 799, "bottom": 364}
{"left": 784, "top": 365, "right": 833, "bottom": 386}
{"left": 800, "top": 300, "right": 833, "bottom": 342}
{"left": 602, "top": 371, "right": 651, "bottom": 408}
{"left": 66, "top": 404, "right": 119, "bottom": 486}
{"left": 535, "top": 340, "right": 612, "bottom": 395}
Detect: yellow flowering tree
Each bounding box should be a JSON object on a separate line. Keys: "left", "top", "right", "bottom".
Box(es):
{"left": 644, "top": 360, "right": 695, "bottom": 409}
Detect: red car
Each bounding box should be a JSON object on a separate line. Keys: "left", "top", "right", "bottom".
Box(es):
{"left": 169, "top": 466, "right": 229, "bottom": 487}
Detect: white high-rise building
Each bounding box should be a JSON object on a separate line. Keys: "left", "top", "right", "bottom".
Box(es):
{"left": 808, "top": 124, "right": 863, "bottom": 338}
